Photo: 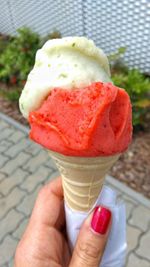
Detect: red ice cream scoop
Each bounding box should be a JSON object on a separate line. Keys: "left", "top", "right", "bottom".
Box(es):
{"left": 29, "top": 82, "right": 132, "bottom": 157}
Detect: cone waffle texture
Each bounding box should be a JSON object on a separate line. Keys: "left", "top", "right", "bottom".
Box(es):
{"left": 49, "top": 151, "right": 119, "bottom": 211}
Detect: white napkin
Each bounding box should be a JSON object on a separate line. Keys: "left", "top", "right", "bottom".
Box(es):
{"left": 65, "top": 185, "right": 126, "bottom": 267}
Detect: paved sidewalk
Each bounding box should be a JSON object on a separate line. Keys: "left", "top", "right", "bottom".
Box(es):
{"left": 0, "top": 112, "right": 150, "bottom": 267}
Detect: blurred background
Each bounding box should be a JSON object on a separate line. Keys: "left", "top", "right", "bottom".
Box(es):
{"left": 0, "top": 1, "right": 150, "bottom": 267}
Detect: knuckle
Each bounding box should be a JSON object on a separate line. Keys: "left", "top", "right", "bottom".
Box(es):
{"left": 75, "top": 240, "right": 101, "bottom": 265}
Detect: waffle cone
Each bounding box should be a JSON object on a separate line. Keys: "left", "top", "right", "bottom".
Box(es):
{"left": 49, "top": 151, "right": 119, "bottom": 211}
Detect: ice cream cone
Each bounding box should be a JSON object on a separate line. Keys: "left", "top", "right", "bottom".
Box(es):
{"left": 49, "top": 151, "right": 119, "bottom": 211}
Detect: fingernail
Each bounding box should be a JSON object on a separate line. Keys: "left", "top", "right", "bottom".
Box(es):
{"left": 91, "top": 206, "right": 111, "bottom": 235}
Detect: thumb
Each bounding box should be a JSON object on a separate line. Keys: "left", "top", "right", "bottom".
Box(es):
{"left": 69, "top": 206, "right": 111, "bottom": 267}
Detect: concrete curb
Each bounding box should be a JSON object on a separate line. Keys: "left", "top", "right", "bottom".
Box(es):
{"left": 1, "top": 111, "right": 150, "bottom": 209}
{"left": 0, "top": 112, "right": 29, "bottom": 134}
{"left": 106, "top": 175, "right": 150, "bottom": 209}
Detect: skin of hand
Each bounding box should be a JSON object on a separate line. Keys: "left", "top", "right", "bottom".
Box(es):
{"left": 14, "top": 177, "right": 111, "bottom": 267}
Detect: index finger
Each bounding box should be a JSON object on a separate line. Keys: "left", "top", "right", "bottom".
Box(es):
{"left": 29, "top": 177, "right": 65, "bottom": 229}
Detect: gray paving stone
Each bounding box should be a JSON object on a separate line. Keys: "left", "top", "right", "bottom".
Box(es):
{"left": 0, "top": 152, "right": 31, "bottom": 176}
{"left": 0, "top": 146, "right": 10, "bottom": 154}
{"left": 24, "top": 142, "right": 41, "bottom": 156}
{"left": 0, "top": 235, "right": 17, "bottom": 266}
{"left": 1, "top": 264, "right": 9, "bottom": 267}
{"left": 0, "top": 139, "right": 12, "bottom": 146}
{"left": 8, "top": 257, "right": 14, "bottom": 267}
{"left": 0, "top": 140, "right": 13, "bottom": 153}
{"left": 20, "top": 165, "right": 53, "bottom": 193}
{"left": 0, "top": 192, "right": 4, "bottom": 198}
{"left": 0, "top": 168, "right": 28, "bottom": 196}
{"left": 17, "top": 185, "right": 41, "bottom": 216}
{"left": 0, "top": 154, "right": 9, "bottom": 168}
{"left": 0, "top": 128, "right": 14, "bottom": 141}
{"left": 0, "top": 209, "right": 24, "bottom": 242}
{"left": 136, "top": 230, "right": 150, "bottom": 261}
{"left": 44, "top": 157, "right": 58, "bottom": 170}
{"left": 0, "top": 187, "right": 25, "bottom": 220}
{"left": 122, "top": 194, "right": 138, "bottom": 205}
{"left": 23, "top": 150, "right": 49, "bottom": 173}
{"left": 0, "top": 172, "right": 6, "bottom": 183}
{"left": 127, "top": 224, "right": 141, "bottom": 254}
{"left": 127, "top": 253, "right": 150, "bottom": 267}
{"left": 47, "top": 170, "right": 60, "bottom": 181}
{"left": 0, "top": 119, "right": 9, "bottom": 130}
{"left": 126, "top": 201, "right": 135, "bottom": 220}
{"left": 8, "top": 130, "right": 25, "bottom": 143}
{"left": 129, "top": 205, "right": 150, "bottom": 231}
{"left": 12, "top": 217, "right": 29, "bottom": 241}
{"left": 4, "top": 138, "right": 30, "bottom": 158}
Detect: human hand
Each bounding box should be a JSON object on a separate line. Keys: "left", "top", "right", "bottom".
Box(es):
{"left": 14, "top": 177, "right": 111, "bottom": 267}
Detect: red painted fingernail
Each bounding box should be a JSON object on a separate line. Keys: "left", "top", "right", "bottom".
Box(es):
{"left": 91, "top": 206, "right": 111, "bottom": 235}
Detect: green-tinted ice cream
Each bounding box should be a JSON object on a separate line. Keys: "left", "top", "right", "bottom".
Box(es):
{"left": 19, "top": 37, "right": 111, "bottom": 118}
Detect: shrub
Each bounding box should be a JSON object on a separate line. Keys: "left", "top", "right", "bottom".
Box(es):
{"left": 108, "top": 47, "right": 127, "bottom": 63}
{"left": 0, "top": 33, "right": 12, "bottom": 54}
{"left": 40, "top": 30, "right": 61, "bottom": 46}
{"left": 112, "top": 69, "right": 150, "bottom": 127}
{"left": 108, "top": 48, "right": 150, "bottom": 128}
{"left": 0, "top": 88, "right": 21, "bottom": 102}
{"left": 0, "top": 27, "right": 40, "bottom": 85}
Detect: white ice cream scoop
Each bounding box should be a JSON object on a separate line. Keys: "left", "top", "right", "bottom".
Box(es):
{"left": 19, "top": 36, "right": 111, "bottom": 118}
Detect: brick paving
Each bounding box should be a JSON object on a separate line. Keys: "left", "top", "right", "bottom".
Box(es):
{"left": 0, "top": 113, "right": 150, "bottom": 267}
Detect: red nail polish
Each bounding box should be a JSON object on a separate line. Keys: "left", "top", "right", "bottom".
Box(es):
{"left": 91, "top": 206, "right": 111, "bottom": 235}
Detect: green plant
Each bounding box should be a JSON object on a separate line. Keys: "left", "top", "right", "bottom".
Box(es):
{"left": 0, "top": 34, "right": 12, "bottom": 54}
{"left": 0, "top": 88, "right": 21, "bottom": 102}
{"left": 0, "top": 27, "right": 41, "bottom": 85}
{"left": 108, "top": 47, "right": 126, "bottom": 63}
{"left": 41, "top": 30, "right": 61, "bottom": 46}
{"left": 109, "top": 47, "right": 150, "bottom": 128}
{"left": 112, "top": 69, "right": 150, "bottom": 127}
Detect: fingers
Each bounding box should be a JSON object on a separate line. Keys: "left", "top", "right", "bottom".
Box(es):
{"left": 28, "top": 177, "right": 65, "bottom": 230}
{"left": 69, "top": 206, "right": 111, "bottom": 267}
{"left": 14, "top": 177, "right": 67, "bottom": 267}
